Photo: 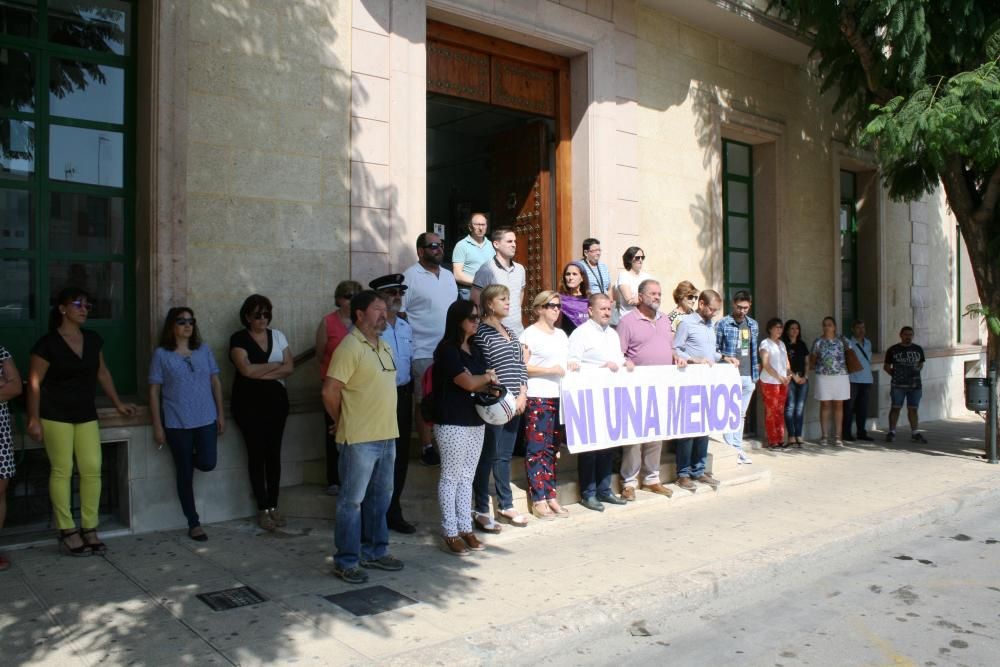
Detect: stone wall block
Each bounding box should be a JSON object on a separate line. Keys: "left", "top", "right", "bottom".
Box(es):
{"left": 678, "top": 24, "right": 717, "bottom": 63}
{"left": 352, "top": 0, "right": 389, "bottom": 35}
{"left": 614, "top": 29, "right": 636, "bottom": 68}
{"left": 187, "top": 142, "right": 231, "bottom": 194}
{"left": 587, "top": 0, "right": 614, "bottom": 22}
{"left": 351, "top": 28, "right": 389, "bottom": 78}
{"left": 350, "top": 161, "right": 393, "bottom": 209}
{"left": 350, "top": 206, "right": 390, "bottom": 253}
{"left": 617, "top": 97, "right": 638, "bottom": 132}
{"left": 560, "top": 0, "right": 587, "bottom": 13}
{"left": 911, "top": 286, "right": 930, "bottom": 309}
{"left": 912, "top": 221, "right": 928, "bottom": 245}
{"left": 351, "top": 73, "right": 390, "bottom": 122}
{"left": 616, "top": 164, "right": 640, "bottom": 202}
{"left": 276, "top": 201, "right": 349, "bottom": 251}
{"left": 910, "top": 242, "right": 929, "bottom": 266}
{"left": 615, "top": 63, "right": 638, "bottom": 100}
{"left": 718, "top": 40, "right": 754, "bottom": 77}
{"left": 322, "top": 156, "right": 352, "bottom": 205}
{"left": 229, "top": 60, "right": 323, "bottom": 110}
{"left": 351, "top": 250, "right": 390, "bottom": 285}
{"left": 615, "top": 130, "right": 638, "bottom": 168}
{"left": 230, "top": 150, "right": 322, "bottom": 202}
{"left": 910, "top": 200, "right": 930, "bottom": 224}
{"left": 614, "top": 0, "right": 637, "bottom": 35}
{"left": 912, "top": 264, "right": 928, "bottom": 287}
{"left": 188, "top": 44, "right": 231, "bottom": 93}
{"left": 350, "top": 117, "right": 390, "bottom": 165}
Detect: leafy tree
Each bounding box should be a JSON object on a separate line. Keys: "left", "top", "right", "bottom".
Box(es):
{"left": 772, "top": 0, "right": 1000, "bottom": 453}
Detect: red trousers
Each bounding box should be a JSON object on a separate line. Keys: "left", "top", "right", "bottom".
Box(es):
{"left": 760, "top": 382, "right": 788, "bottom": 445}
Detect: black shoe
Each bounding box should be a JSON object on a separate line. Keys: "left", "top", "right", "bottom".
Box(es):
{"left": 858, "top": 434, "right": 874, "bottom": 442}
{"left": 420, "top": 445, "right": 440, "bottom": 466}
{"left": 387, "top": 517, "right": 416, "bottom": 534}
{"left": 597, "top": 493, "right": 627, "bottom": 506}
{"left": 911, "top": 432, "right": 927, "bottom": 444}
{"left": 579, "top": 496, "right": 605, "bottom": 512}
{"left": 360, "top": 555, "right": 404, "bottom": 571}
{"left": 843, "top": 436, "right": 856, "bottom": 442}
{"left": 886, "top": 431, "right": 896, "bottom": 443}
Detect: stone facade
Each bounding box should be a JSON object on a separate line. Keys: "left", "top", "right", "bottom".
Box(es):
{"left": 9, "top": 0, "right": 976, "bottom": 535}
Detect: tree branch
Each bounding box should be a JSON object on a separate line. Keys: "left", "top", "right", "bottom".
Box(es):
{"left": 974, "top": 162, "right": 1000, "bottom": 224}
{"left": 838, "top": 8, "right": 895, "bottom": 104}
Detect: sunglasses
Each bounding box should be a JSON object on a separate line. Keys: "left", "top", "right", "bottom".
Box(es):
{"left": 175, "top": 317, "right": 196, "bottom": 326}
{"left": 685, "top": 295, "right": 699, "bottom": 301}
{"left": 252, "top": 311, "right": 272, "bottom": 320}
{"left": 542, "top": 303, "right": 561, "bottom": 310}
{"left": 70, "top": 300, "right": 92, "bottom": 311}
{"left": 421, "top": 242, "right": 443, "bottom": 250}
{"left": 467, "top": 314, "right": 481, "bottom": 322}
{"left": 633, "top": 255, "right": 646, "bottom": 261}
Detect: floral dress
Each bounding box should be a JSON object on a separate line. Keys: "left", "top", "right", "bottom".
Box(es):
{"left": 0, "top": 346, "right": 15, "bottom": 479}
{"left": 811, "top": 337, "right": 849, "bottom": 376}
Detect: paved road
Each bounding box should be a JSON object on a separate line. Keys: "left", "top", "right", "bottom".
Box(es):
{"left": 562, "top": 501, "right": 1000, "bottom": 667}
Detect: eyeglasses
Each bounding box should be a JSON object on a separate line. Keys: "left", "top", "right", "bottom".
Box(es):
{"left": 182, "top": 356, "right": 195, "bottom": 373}
{"left": 371, "top": 346, "right": 397, "bottom": 373}
{"left": 466, "top": 314, "right": 481, "bottom": 322}
{"left": 633, "top": 255, "right": 646, "bottom": 261}
{"left": 421, "top": 242, "right": 443, "bottom": 250}
{"left": 252, "top": 311, "right": 272, "bottom": 320}
{"left": 542, "top": 303, "right": 561, "bottom": 310}
{"left": 175, "top": 317, "right": 196, "bottom": 326}
{"left": 70, "top": 300, "right": 92, "bottom": 311}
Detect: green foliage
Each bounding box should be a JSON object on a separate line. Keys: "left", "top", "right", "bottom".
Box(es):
{"left": 964, "top": 303, "right": 1000, "bottom": 337}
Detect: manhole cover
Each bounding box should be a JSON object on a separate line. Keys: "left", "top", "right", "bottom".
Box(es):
{"left": 197, "top": 586, "right": 268, "bottom": 612}
{"left": 324, "top": 585, "right": 417, "bottom": 617}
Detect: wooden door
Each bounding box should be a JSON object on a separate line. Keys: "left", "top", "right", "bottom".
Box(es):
{"left": 489, "top": 121, "right": 551, "bottom": 326}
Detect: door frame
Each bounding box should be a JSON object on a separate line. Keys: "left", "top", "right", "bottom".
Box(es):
{"left": 426, "top": 20, "right": 572, "bottom": 282}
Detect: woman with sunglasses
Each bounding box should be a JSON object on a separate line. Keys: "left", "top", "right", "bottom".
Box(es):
{"left": 432, "top": 300, "right": 498, "bottom": 555}
{"left": 149, "top": 308, "right": 225, "bottom": 541}
{"left": 314, "top": 280, "right": 362, "bottom": 497}
{"left": 230, "top": 294, "right": 294, "bottom": 530}
{"left": 27, "top": 288, "right": 136, "bottom": 556}
{"left": 0, "top": 343, "right": 23, "bottom": 570}
{"left": 520, "top": 290, "right": 577, "bottom": 520}
{"left": 667, "top": 281, "right": 699, "bottom": 332}
{"left": 615, "top": 247, "right": 651, "bottom": 320}
{"left": 557, "top": 262, "right": 590, "bottom": 336}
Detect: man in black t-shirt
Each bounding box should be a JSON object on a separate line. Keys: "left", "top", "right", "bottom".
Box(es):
{"left": 883, "top": 326, "right": 927, "bottom": 443}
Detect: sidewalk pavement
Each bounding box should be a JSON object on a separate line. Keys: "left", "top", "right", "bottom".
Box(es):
{"left": 1, "top": 416, "right": 996, "bottom": 666}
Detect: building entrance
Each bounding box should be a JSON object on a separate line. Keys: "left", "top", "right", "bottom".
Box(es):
{"left": 425, "top": 21, "right": 570, "bottom": 322}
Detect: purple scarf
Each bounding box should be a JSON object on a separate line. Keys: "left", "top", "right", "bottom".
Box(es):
{"left": 560, "top": 293, "right": 589, "bottom": 328}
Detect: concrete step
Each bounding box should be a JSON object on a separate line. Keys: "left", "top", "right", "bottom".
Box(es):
{"left": 280, "top": 438, "right": 769, "bottom": 524}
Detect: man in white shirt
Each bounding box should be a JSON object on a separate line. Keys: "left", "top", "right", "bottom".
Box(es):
{"left": 471, "top": 228, "right": 527, "bottom": 336}
{"left": 452, "top": 213, "right": 494, "bottom": 300}
{"left": 567, "top": 293, "right": 634, "bottom": 512}
{"left": 401, "top": 232, "right": 457, "bottom": 466}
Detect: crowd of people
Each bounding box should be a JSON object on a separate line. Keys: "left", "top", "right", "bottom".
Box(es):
{"left": 0, "top": 216, "right": 929, "bottom": 578}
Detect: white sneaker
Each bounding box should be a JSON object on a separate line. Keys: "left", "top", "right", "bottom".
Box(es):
{"left": 737, "top": 450, "right": 752, "bottom": 464}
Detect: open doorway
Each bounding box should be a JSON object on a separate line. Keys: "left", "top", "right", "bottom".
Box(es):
{"left": 425, "top": 21, "right": 570, "bottom": 322}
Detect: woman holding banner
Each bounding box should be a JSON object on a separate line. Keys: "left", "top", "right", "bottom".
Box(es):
{"left": 520, "top": 291, "right": 577, "bottom": 520}
{"left": 472, "top": 284, "right": 529, "bottom": 531}
{"left": 758, "top": 318, "right": 791, "bottom": 449}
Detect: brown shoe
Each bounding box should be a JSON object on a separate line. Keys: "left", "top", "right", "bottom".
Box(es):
{"left": 441, "top": 535, "right": 470, "bottom": 556}
{"left": 676, "top": 477, "right": 697, "bottom": 492}
{"left": 257, "top": 510, "right": 276, "bottom": 531}
{"left": 621, "top": 486, "right": 636, "bottom": 502}
{"left": 643, "top": 483, "right": 673, "bottom": 498}
{"left": 695, "top": 474, "right": 720, "bottom": 489}
{"left": 459, "top": 532, "right": 486, "bottom": 551}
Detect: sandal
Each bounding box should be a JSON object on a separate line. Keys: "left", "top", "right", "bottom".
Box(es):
{"left": 547, "top": 500, "right": 570, "bottom": 518}
{"left": 531, "top": 502, "right": 556, "bottom": 521}
{"left": 188, "top": 526, "right": 208, "bottom": 542}
{"left": 473, "top": 512, "right": 502, "bottom": 534}
{"left": 80, "top": 528, "right": 108, "bottom": 555}
{"left": 58, "top": 529, "right": 91, "bottom": 557}
{"left": 497, "top": 508, "right": 529, "bottom": 527}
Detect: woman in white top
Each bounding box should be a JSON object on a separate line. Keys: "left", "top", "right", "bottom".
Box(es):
{"left": 519, "top": 291, "right": 578, "bottom": 520}
{"left": 615, "top": 246, "right": 651, "bottom": 320}
{"left": 758, "top": 318, "right": 791, "bottom": 449}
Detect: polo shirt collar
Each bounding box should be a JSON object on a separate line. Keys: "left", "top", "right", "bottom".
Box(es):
{"left": 351, "top": 327, "right": 387, "bottom": 351}
{"left": 493, "top": 256, "right": 515, "bottom": 272}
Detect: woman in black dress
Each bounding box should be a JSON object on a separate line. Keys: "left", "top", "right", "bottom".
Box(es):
{"left": 229, "top": 294, "right": 294, "bottom": 530}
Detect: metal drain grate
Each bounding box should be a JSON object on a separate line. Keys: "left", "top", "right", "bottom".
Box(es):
{"left": 197, "top": 586, "right": 268, "bottom": 612}
{"left": 323, "top": 585, "right": 417, "bottom": 617}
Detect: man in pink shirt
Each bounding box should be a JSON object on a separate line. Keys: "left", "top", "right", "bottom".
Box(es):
{"left": 616, "top": 279, "right": 686, "bottom": 500}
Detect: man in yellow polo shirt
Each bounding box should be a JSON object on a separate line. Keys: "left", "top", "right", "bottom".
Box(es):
{"left": 322, "top": 290, "right": 402, "bottom": 584}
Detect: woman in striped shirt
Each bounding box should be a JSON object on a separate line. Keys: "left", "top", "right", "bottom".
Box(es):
{"left": 471, "top": 284, "right": 529, "bottom": 531}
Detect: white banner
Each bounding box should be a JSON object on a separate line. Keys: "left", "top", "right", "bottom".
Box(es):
{"left": 559, "top": 364, "right": 743, "bottom": 453}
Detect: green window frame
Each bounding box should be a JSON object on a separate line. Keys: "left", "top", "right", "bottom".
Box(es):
{"left": 722, "top": 139, "right": 754, "bottom": 305}
{"left": 839, "top": 171, "right": 858, "bottom": 328}
{"left": 1, "top": 1, "right": 137, "bottom": 393}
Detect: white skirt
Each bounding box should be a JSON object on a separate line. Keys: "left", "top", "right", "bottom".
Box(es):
{"left": 814, "top": 373, "right": 850, "bottom": 401}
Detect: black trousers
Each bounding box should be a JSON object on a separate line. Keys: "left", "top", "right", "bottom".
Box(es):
{"left": 843, "top": 382, "right": 871, "bottom": 438}
{"left": 325, "top": 412, "right": 340, "bottom": 486}
{"left": 388, "top": 383, "right": 414, "bottom": 522}
{"left": 234, "top": 393, "right": 289, "bottom": 510}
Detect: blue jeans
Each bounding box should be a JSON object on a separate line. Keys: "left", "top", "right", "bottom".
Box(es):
{"left": 784, "top": 380, "right": 809, "bottom": 438}
{"left": 577, "top": 448, "right": 616, "bottom": 499}
{"left": 334, "top": 440, "right": 395, "bottom": 570}
{"left": 890, "top": 387, "right": 922, "bottom": 408}
{"left": 165, "top": 423, "right": 218, "bottom": 529}
{"left": 473, "top": 416, "right": 521, "bottom": 513}
{"left": 724, "top": 375, "right": 756, "bottom": 448}
{"left": 675, "top": 436, "right": 709, "bottom": 478}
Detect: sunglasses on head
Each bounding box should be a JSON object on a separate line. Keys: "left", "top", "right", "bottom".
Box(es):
{"left": 252, "top": 311, "right": 272, "bottom": 320}
{"left": 175, "top": 317, "right": 196, "bottom": 326}
{"left": 421, "top": 242, "right": 443, "bottom": 250}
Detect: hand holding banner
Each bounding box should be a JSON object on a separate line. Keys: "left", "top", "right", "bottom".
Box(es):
{"left": 559, "top": 364, "right": 743, "bottom": 453}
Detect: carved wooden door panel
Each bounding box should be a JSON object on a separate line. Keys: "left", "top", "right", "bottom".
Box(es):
{"left": 488, "top": 121, "right": 551, "bottom": 326}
